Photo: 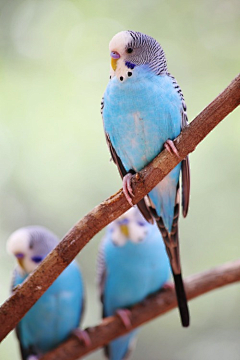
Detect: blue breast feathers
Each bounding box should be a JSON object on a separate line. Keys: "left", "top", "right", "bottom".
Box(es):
{"left": 103, "top": 223, "right": 170, "bottom": 316}
{"left": 14, "top": 261, "right": 83, "bottom": 353}
{"left": 103, "top": 66, "right": 182, "bottom": 230}
{"left": 102, "top": 220, "right": 170, "bottom": 360}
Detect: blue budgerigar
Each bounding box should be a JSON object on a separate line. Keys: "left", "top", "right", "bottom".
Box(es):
{"left": 7, "top": 226, "right": 86, "bottom": 360}
{"left": 97, "top": 207, "right": 171, "bottom": 360}
{"left": 101, "top": 31, "right": 190, "bottom": 327}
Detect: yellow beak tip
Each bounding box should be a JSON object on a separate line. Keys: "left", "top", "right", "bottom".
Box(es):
{"left": 17, "top": 258, "right": 25, "bottom": 270}
{"left": 120, "top": 225, "right": 129, "bottom": 237}
{"left": 111, "top": 58, "right": 117, "bottom": 71}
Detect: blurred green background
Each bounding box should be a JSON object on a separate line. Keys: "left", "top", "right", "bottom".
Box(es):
{"left": 0, "top": 0, "right": 239, "bottom": 359}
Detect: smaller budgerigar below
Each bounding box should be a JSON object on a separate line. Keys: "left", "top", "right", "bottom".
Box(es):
{"left": 7, "top": 226, "right": 89, "bottom": 360}
{"left": 97, "top": 207, "right": 171, "bottom": 360}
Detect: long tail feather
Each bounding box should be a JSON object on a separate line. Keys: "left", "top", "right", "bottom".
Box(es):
{"left": 173, "top": 273, "right": 189, "bottom": 327}
{"left": 156, "top": 204, "right": 190, "bottom": 327}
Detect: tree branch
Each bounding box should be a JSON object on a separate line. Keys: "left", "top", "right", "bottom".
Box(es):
{"left": 0, "top": 74, "right": 239, "bottom": 342}
{"left": 40, "top": 260, "right": 240, "bottom": 360}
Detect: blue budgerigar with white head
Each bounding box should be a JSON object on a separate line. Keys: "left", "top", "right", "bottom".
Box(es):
{"left": 7, "top": 226, "right": 85, "bottom": 360}
{"left": 102, "top": 31, "right": 190, "bottom": 327}
{"left": 97, "top": 207, "right": 171, "bottom": 360}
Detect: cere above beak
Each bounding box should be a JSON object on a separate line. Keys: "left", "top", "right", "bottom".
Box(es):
{"left": 15, "top": 253, "right": 24, "bottom": 259}
{"left": 110, "top": 51, "right": 120, "bottom": 59}
{"left": 110, "top": 51, "right": 120, "bottom": 71}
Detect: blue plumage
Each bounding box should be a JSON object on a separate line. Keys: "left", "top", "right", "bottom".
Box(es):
{"left": 7, "top": 226, "right": 84, "bottom": 359}
{"left": 98, "top": 208, "right": 170, "bottom": 360}
{"left": 13, "top": 261, "right": 83, "bottom": 354}
{"left": 103, "top": 67, "right": 182, "bottom": 230}
{"left": 102, "top": 31, "right": 190, "bottom": 326}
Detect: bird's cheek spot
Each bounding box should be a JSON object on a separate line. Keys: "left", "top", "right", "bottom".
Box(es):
{"left": 125, "top": 61, "right": 135, "bottom": 70}
{"left": 31, "top": 256, "right": 43, "bottom": 263}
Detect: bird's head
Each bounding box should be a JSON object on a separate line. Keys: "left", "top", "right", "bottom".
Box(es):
{"left": 109, "top": 30, "right": 167, "bottom": 82}
{"left": 108, "top": 207, "right": 150, "bottom": 246}
{"left": 6, "top": 226, "right": 59, "bottom": 274}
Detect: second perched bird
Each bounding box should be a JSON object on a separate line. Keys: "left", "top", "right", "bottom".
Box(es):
{"left": 102, "top": 30, "right": 190, "bottom": 327}
{"left": 97, "top": 207, "right": 171, "bottom": 360}
{"left": 7, "top": 226, "right": 85, "bottom": 360}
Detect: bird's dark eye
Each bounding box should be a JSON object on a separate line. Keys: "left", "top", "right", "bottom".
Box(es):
{"left": 127, "top": 48, "right": 133, "bottom": 54}
{"left": 31, "top": 256, "right": 43, "bottom": 263}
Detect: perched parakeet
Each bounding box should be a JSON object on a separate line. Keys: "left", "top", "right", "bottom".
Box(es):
{"left": 7, "top": 226, "right": 85, "bottom": 360}
{"left": 101, "top": 31, "right": 190, "bottom": 327}
{"left": 97, "top": 207, "right": 171, "bottom": 360}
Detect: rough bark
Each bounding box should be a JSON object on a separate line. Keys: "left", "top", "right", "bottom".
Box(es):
{"left": 40, "top": 260, "right": 240, "bottom": 360}
{"left": 0, "top": 74, "right": 239, "bottom": 342}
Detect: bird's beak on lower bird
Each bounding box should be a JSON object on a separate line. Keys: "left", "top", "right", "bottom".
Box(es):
{"left": 110, "top": 51, "right": 120, "bottom": 71}
{"left": 120, "top": 225, "right": 129, "bottom": 237}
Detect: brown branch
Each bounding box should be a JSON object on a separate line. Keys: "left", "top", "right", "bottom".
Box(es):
{"left": 40, "top": 260, "right": 240, "bottom": 360}
{"left": 0, "top": 74, "right": 239, "bottom": 342}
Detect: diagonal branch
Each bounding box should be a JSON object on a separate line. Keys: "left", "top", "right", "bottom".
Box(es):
{"left": 40, "top": 259, "right": 240, "bottom": 360}
{"left": 0, "top": 74, "right": 239, "bottom": 342}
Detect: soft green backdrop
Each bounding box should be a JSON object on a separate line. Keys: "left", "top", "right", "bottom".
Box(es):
{"left": 0, "top": 0, "right": 239, "bottom": 359}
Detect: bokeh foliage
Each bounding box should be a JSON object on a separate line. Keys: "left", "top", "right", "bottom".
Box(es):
{"left": 0, "top": 0, "right": 239, "bottom": 359}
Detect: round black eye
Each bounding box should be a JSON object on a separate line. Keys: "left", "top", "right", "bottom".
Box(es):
{"left": 127, "top": 48, "right": 133, "bottom": 54}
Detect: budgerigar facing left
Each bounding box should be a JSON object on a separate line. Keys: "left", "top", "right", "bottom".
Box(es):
{"left": 97, "top": 207, "right": 171, "bottom": 360}
{"left": 101, "top": 31, "right": 190, "bottom": 327}
{"left": 7, "top": 226, "right": 85, "bottom": 360}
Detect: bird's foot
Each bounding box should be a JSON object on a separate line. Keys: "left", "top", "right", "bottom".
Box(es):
{"left": 27, "top": 356, "right": 39, "bottom": 360}
{"left": 123, "top": 173, "right": 134, "bottom": 206}
{"left": 12, "top": 284, "right": 21, "bottom": 293}
{"left": 116, "top": 309, "right": 132, "bottom": 329}
{"left": 164, "top": 140, "right": 180, "bottom": 158}
{"left": 71, "top": 328, "right": 91, "bottom": 347}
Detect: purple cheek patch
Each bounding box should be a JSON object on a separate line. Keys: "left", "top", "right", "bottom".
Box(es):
{"left": 137, "top": 221, "right": 146, "bottom": 227}
{"left": 125, "top": 61, "right": 135, "bottom": 69}
{"left": 31, "top": 256, "right": 43, "bottom": 263}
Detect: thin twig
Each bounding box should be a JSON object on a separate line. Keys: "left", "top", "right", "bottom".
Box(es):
{"left": 0, "top": 74, "right": 239, "bottom": 342}
{"left": 40, "top": 260, "right": 240, "bottom": 360}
